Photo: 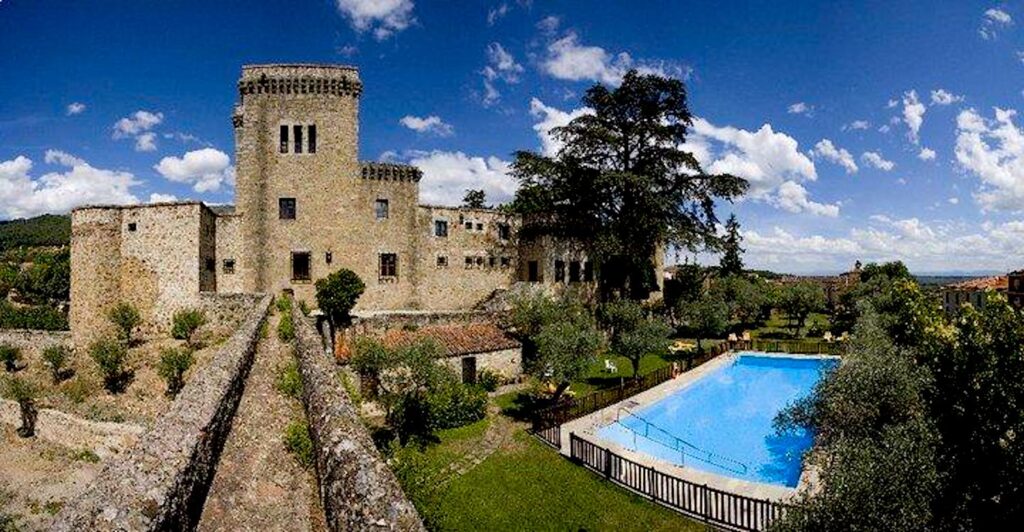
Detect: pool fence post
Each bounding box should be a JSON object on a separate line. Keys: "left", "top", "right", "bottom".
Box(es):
{"left": 603, "top": 445, "right": 612, "bottom": 479}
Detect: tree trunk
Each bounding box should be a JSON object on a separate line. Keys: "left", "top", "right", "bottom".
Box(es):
{"left": 17, "top": 398, "right": 36, "bottom": 438}
{"left": 550, "top": 381, "right": 571, "bottom": 404}
{"left": 631, "top": 358, "right": 640, "bottom": 380}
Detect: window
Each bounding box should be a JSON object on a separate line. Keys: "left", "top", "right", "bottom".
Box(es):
{"left": 293, "top": 124, "right": 303, "bottom": 154}
{"left": 476, "top": 256, "right": 484, "bottom": 266}
{"left": 325, "top": 251, "right": 332, "bottom": 264}
{"left": 476, "top": 222, "right": 484, "bottom": 231}
{"left": 555, "top": 260, "right": 566, "bottom": 282}
{"left": 497, "top": 223, "right": 510, "bottom": 241}
{"left": 308, "top": 124, "right": 317, "bottom": 153}
{"left": 291, "top": 252, "right": 311, "bottom": 281}
{"left": 489, "top": 257, "right": 496, "bottom": 268}
{"left": 434, "top": 219, "right": 448, "bottom": 237}
{"left": 379, "top": 253, "right": 398, "bottom": 277}
{"left": 583, "top": 261, "right": 594, "bottom": 282}
{"left": 279, "top": 198, "right": 296, "bottom": 220}
{"left": 465, "top": 256, "right": 474, "bottom": 268}
{"left": 279, "top": 125, "right": 289, "bottom": 153}
{"left": 528, "top": 261, "right": 539, "bottom": 282}
{"left": 375, "top": 199, "right": 389, "bottom": 220}
{"left": 223, "top": 259, "right": 236, "bottom": 274}
{"left": 569, "top": 261, "right": 581, "bottom": 283}
{"left": 205, "top": 258, "right": 215, "bottom": 272}
{"left": 500, "top": 256, "right": 511, "bottom": 268}
{"left": 127, "top": 222, "right": 137, "bottom": 232}
{"left": 464, "top": 220, "right": 473, "bottom": 230}
{"left": 437, "top": 255, "right": 448, "bottom": 268}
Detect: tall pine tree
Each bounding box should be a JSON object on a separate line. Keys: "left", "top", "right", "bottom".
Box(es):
{"left": 719, "top": 214, "right": 744, "bottom": 276}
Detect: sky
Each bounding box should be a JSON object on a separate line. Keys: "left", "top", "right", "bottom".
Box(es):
{"left": 2, "top": 0, "right": 1024, "bottom": 275}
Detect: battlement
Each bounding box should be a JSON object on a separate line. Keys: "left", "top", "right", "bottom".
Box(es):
{"left": 360, "top": 161, "right": 423, "bottom": 182}
{"left": 238, "top": 63, "right": 362, "bottom": 99}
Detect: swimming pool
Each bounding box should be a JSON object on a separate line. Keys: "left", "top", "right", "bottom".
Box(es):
{"left": 595, "top": 353, "right": 837, "bottom": 488}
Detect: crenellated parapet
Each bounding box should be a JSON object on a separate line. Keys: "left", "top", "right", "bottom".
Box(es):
{"left": 360, "top": 161, "right": 423, "bottom": 182}
{"left": 237, "top": 64, "right": 362, "bottom": 100}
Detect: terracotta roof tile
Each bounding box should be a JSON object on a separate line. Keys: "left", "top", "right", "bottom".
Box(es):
{"left": 380, "top": 323, "right": 520, "bottom": 357}
{"left": 946, "top": 275, "right": 1008, "bottom": 291}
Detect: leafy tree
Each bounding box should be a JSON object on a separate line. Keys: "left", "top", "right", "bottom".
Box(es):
{"left": 718, "top": 214, "right": 744, "bottom": 276}
{"left": 171, "top": 308, "right": 206, "bottom": 347}
{"left": 15, "top": 248, "right": 70, "bottom": 305}
{"left": 711, "top": 275, "right": 772, "bottom": 327}
{"left": 600, "top": 299, "right": 671, "bottom": 378}
{"left": 779, "top": 281, "right": 825, "bottom": 336}
{"left": 675, "top": 293, "right": 728, "bottom": 353}
{"left": 0, "top": 214, "right": 71, "bottom": 250}
{"left": 462, "top": 189, "right": 487, "bottom": 209}
{"left": 533, "top": 318, "right": 606, "bottom": 402}
{"left": 315, "top": 268, "right": 365, "bottom": 325}
{"left": 510, "top": 70, "right": 747, "bottom": 301}
{"left": 2, "top": 376, "right": 38, "bottom": 437}
{"left": 0, "top": 344, "right": 20, "bottom": 372}
{"left": 89, "top": 336, "right": 131, "bottom": 393}
{"left": 663, "top": 262, "right": 707, "bottom": 312}
{"left": 832, "top": 260, "right": 913, "bottom": 333}
{"left": 42, "top": 345, "right": 71, "bottom": 383}
{"left": 107, "top": 302, "right": 141, "bottom": 345}
{"left": 157, "top": 347, "right": 194, "bottom": 397}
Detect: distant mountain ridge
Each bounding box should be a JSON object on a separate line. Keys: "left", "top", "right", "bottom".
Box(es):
{"left": 0, "top": 214, "right": 71, "bottom": 251}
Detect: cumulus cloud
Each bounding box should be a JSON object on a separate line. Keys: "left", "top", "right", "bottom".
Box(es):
{"left": 335, "top": 0, "right": 415, "bottom": 40}
{"left": 919, "top": 147, "right": 937, "bottom": 161}
{"left": 408, "top": 150, "right": 518, "bottom": 206}
{"left": 113, "top": 110, "right": 164, "bottom": 152}
{"left": 930, "top": 89, "right": 964, "bottom": 106}
{"left": 980, "top": 8, "right": 1013, "bottom": 39}
{"left": 902, "top": 90, "right": 926, "bottom": 144}
{"left": 861, "top": 151, "right": 895, "bottom": 171}
{"left": 771, "top": 181, "right": 839, "bottom": 217}
{"left": 844, "top": 120, "right": 870, "bottom": 130}
{"left": 787, "top": 102, "right": 813, "bottom": 115}
{"left": 66, "top": 102, "right": 86, "bottom": 116}
{"left": 399, "top": 115, "right": 454, "bottom": 136}
{"left": 536, "top": 15, "right": 560, "bottom": 34}
{"left": 529, "top": 98, "right": 593, "bottom": 157}
{"left": 154, "top": 148, "right": 236, "bottom": 193}
{"left": 149, "top": 193, "right": 178, "bottom": 204}
{"left": 540, "top": 31, "right": 686, "bottom": 85}
{"left": 0, "top": 152, "right": 139, "bottom": 218}
{"left": 811, "top": 139, "right": 858, "bottom": 174}
{"left": 481, "top": 42, "right": 525, "bottom": 106}
{"left": 487, "top": 3, "right": 509, "bottom": 25}
{"left": 948, "top": 197, "right": 960, "bottom": 205}
{"left": 954, "top": 106, "right": 1024, "bottom": 212}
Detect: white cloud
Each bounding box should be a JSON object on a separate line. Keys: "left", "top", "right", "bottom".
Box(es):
{"left": 930, "top": 89, "right": 964, "bottom": 106}
{"left": 787, "top": 102, "right": 813, "bottom": 115}
{"left": 149, "top": 193, "right": 178, "bottom": 204}
{"left": 399, "top": 115, "right": 454, "bottom": 136}
{"left": 948, "top": 197, "right": 960, "bottom": 205}
{"left": 529, "top": 98, "right": 593, "bottom": 157}
{"left": 918, "top": 147, "right": 937, "bottom": 161}
{"left": 113, "top": 110, "right": 164, "bottom": 152}
{"left": 154, "top": 148, "right": 235, "bottom": 193}
{"left": 0, "top": 152, "right": 139, "bottom": 219}
{"left": 845, "top": 120, "right": 870, "bottom": 130}
{"left": 66, "top": 102, "right": 86, "bottom": 116}
{"left": 771, "top": 181, "right": 840, "bottom": 217}
{"left": 487, "top": 3, "right": 509, "bottom": 25}
{"left": 902, "top": 90, "right": 926, "bottom": 144}
{"left": 861, "top": 151, "right": 895, "bottom": 171}
{"left": 887, "top": 99, "right": 899, "bottom": 109}
{"left": 955, "top": 106, "right": 1024, "bottom": 211}
{"left": 335, "top": 0, "right": 415, "bottom": 40}
{"left": 540, "top": 31, "right": 685, "bottom": 85}
{"left": 481, "top": 42, "right": 525, "bottom": 106}
{"left": 409, "top": 150, "right": 518, "bottom": 206}
{"left": 811, "top": 139, "right": 858, "bottom": 174}
{"left": 536, "top": 15, "right": 560, "bottom": 34}
{"left": 981, "top": 8, "right": 1013, "bottom": 40}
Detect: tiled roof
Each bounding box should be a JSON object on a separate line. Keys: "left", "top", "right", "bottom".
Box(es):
{"left": 380, "top": 322, "right": 520, "bottom": 357}
{"left": 946, "top": 275, "right": 1008, "bottom": 291}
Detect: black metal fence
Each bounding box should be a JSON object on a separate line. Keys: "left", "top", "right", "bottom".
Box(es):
{"left": 570, "top": 433, "right": 789, "bottom": 531}
{"left": 749, "top": 338, "right": 842, "bottom": 355}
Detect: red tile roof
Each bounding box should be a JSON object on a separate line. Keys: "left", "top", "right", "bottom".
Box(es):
{"left": 380, "top": 322, "right": 520, "bottom": 357}
{"left": 946, "top": 275, "right": 1008, "bottom": 291}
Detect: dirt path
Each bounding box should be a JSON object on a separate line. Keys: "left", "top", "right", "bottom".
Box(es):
{"left": 198, "top": 313, "right": 325, "bottom": 532}
{"left": 420, "top": 405, "right": 523, "bottom": 493}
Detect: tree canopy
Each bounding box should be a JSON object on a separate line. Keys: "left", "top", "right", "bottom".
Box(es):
{"left": 510, "top": 69, "right": 748, "bottom": 300}
{"left": 718, "top": 214, "right": 744, "bottom": 276}
{"left": 462, "top": 189, "right": 488, "bottom": 209}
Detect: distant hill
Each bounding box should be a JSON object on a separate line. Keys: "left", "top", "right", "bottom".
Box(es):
{"left": 0, "top": 214, "right": 71, "bottom": 251}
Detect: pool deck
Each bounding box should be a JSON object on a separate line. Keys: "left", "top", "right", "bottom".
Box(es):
{"left": 560, "top": 351, "right": 838, "bottom": 503}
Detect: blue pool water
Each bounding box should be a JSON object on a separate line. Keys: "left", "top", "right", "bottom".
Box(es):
{"left": 596, "top": 353, "right": 837, "bottom": 487}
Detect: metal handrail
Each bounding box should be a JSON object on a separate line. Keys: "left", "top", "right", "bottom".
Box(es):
{"left": 615, "top": 407, "right": 749, "bottom": 475}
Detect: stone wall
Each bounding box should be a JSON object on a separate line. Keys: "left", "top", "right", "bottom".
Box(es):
{"left": 440, "top": 347, "right": 522, "bottom": 383}
{"left": 0, "top": 329, "right": 71, "bottom": 359}
{"left": 51, "top": 294, "right": 271, "bottom": 531}
{"left": 214, "top": 214, "right": 244, "bottom": 294}
{"left": 290, "top": 301, "right": 423, "bottom": 531}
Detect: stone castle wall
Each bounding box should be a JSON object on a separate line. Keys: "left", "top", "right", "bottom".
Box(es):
{"left": 214, "top": 213, "right": 244, "bottom": 293}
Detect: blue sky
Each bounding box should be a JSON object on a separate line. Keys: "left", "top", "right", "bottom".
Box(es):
{"left": 2, "top": 0, "right": 1024, "bottom": 274}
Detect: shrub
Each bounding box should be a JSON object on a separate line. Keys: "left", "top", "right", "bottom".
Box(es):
{"left": 0, "top": 344, "right": 20, "bottom": 372}
{"left": 315, "top": 269, "right": 365, "bottom": 324}
{"left": 0, "top": 301, "right": 68, "bottom": 330}
{"left": 276, "top": 360, "right": 303, "bottom": 399}
{"left": 107, "top": 302, "right": 141, "bottom": 345}
{"left": 275, "top": 296, "right": 292, "bottom": 314}
{"left": 42, "top": 344, "right": 71, "bottom": 383}
{"left": 477, "top": 369, "right": 502, "bottom": 392}
{"left": 2, "top": 376, "right": 38, "bottom": 437}
{"left": 89, "top": 337, "right": 131, "bottom": 393}
{"left": 424, "top": 381, "right": 488, "bottom": 431}
{"left": 63, "top": 378, "right": 94, "bottom": 404}
{"left": 171, "top": 308, "right": 206, "bottom": 345}
{"left": 283, "top": 418, "right": 314, "bottom": 468}
{"left": 277, "top": 312, "right": 295, "bottom": 342}
{"left": 298, "top": 300, "right": 311, "bottom": 316}
{"left": 157, "top": 347, "right": 194, "bottom": 397}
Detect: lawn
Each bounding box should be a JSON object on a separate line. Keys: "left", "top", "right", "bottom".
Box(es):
{"left": 751, "top": 310, "right": 831, "bottom": 339}
{"left": 395, "top": 417, "right": 702, "bottom": 531}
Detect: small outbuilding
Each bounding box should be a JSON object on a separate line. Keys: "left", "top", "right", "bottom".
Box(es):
{"left": 381, "top": 322, "right": 522, "bottom": 385}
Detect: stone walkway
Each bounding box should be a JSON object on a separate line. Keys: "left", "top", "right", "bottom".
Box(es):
{"left": 198, "top": 313, "right": 326, "bottom": 532}
{"left": 420, "top": 405, "right": 521, "bottom": 493}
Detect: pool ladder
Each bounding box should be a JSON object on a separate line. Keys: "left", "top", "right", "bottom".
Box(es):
{"left": 615, "top": 407, "right": 749, "bottom": 476}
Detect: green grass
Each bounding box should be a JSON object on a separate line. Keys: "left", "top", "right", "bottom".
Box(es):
{"left": 751, "top": 310, "right": 831, "bottom": 339}
{"left": 417, "top": 430, "right": 702, "bottom": 531}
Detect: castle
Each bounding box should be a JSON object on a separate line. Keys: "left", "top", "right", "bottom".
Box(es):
{"left": 69, "top": 64, "right": 594, "bottom": 347}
